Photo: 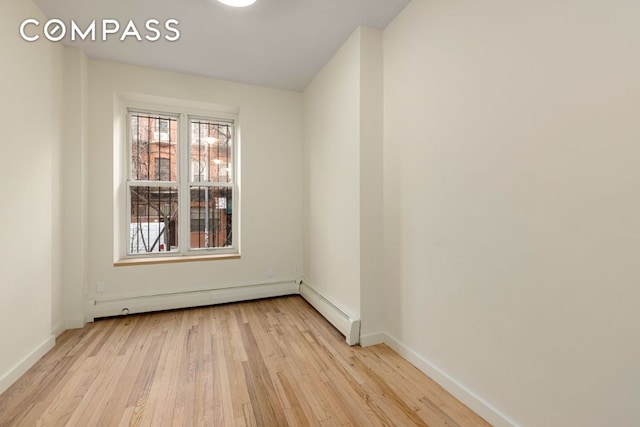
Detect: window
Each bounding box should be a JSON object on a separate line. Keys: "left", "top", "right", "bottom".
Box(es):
{"left": 127, "top": 110, "right": 237, "bottom": 257}
{"left": 189, "top": 118, "right": 234, "bottom": 250}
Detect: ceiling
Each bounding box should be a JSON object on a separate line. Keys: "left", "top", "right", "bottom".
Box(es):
{"left": 33, "top": 0, "right": 409, "bottom": 91}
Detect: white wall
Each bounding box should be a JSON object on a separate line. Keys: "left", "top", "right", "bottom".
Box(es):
{"left": 84, "top": 61, "right": 303, "bottom": 309}
{"left": 303, "top": 29, "right": 362, "bottom": 318}
{"left": 303, "top": 27, "right": 384, "bottom": 334}
{"left": 62, "top": 47, "right": 89, "bottom": 329}
{"left": 50, "top": 27, "right": 65, "bottom": 338}
{"left": 383, "top": 1, "right": 640, "bottom": 426}
{"left": 358, "top": 27, "right": 384, "bottom": 342}
{"left": 0, "top": 0, "right": 63, "bottom": 392}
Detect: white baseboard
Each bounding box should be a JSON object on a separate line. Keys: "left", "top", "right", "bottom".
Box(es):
{"left": 89, "top": 281, "right": 299, "bottom": 320}
{"left": 0, "top": 335, "right": 55, "bottom": 395}
{"left": 299, "top": 281, "right": 361, "bottom": 346}
{"left": 359, "top": 332, "right": 385, "bottom": 347}
{"left": 383, "top": 333, "right": 517, "bottom": 427}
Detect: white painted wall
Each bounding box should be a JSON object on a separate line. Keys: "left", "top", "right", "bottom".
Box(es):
{"left": 62, "top": 47, "right": 89, "bottom": 329}
{"left": 303, "top": 30, "right": 362, "bottom": 318}
{"left": 358, "top": 27, "right": 384, "bottom": 342}
{"left": 85, "top": 61, "right": 303, "bottom": 309}
{"left": 303, "top": 27, "right": 384, "bottom": 335}
{"left": 383, "top": 1, "right": 640, "bottom": 425}
{"left": 50, "top": 30, "right": 65, "bottom": 338}
{"left": 0, "top": 0, "right": 63, "bottom": 391}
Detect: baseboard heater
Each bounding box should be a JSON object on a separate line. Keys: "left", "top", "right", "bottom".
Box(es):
{"left": 89, "top": 281, "right": 298, "bottom": 321}
{"left": 298, "top": 281, "right": 360, "bottom": 346}
{"left": 88, "top": 280, "right": 361, "bottom": 346}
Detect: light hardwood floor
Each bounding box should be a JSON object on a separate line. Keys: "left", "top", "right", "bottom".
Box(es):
{"left": 0, "top": 296, "right": 490, "bottom": 426}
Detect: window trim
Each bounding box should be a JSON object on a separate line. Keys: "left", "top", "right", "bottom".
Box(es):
{"left": 120, "top": 102, "right": 240, "bottom": 262}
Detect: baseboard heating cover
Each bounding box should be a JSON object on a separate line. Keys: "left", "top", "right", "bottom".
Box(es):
{"left": 299, "top": 281, "right": 361, "bottom": 346}
{"left": 89, "top": 281, "right": 299, "bottom": 320}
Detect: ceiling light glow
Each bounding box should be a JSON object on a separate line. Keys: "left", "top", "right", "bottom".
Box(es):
{"left": 217, "top": 0, "right": 256, "bottom": 7}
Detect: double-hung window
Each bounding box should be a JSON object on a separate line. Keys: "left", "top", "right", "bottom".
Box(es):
{"left": 127, "top": 109, "right": 237, "bottom": 258}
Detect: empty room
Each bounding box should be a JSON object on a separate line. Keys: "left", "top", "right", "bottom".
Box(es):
{"left": 1, "top": 0, "right": 638, "bottom": 425}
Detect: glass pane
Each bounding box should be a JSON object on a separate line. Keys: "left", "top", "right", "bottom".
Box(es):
{"left": 129, "top": 186, "right": 179, "bottom": 254}
{"left": 130, "top": 113, "right": 178, "bottom": 181}
{"left": 189, "top": 186, "right": 233, "bottom": 249}
{"left": 190, "top": 120, "right": 233, "bottom": 183}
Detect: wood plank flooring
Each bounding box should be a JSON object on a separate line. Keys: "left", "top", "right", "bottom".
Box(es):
{"left": 0, "top": 296, "right": 490, "bottom": 426}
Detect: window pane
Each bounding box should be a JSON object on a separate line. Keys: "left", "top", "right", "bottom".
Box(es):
{"left": 190, "top": 120, "right": 233, "bottom": 184}
{"left": 155, "top": 158, "right": 171, "bottom": 181}
{"left": 189, "top": 186, "right": 232, "bottom": 249}
{"left": 129, "top": 186, "right": 179, "bottom": 254}
{"left": 130, "top": 113, "right": 178, "bottom": 181}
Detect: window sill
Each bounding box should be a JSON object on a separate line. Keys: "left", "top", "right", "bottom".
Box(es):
{"left": 114, "top": 253, "right": 240, "bottom": 267}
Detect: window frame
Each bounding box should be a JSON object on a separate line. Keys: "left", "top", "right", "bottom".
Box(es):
{"left": 123, "top": 105, "right": 239, "bottom": 261}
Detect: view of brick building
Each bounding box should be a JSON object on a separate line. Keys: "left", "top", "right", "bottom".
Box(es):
{"left": 129, "top": 113, "right": 233, "bottom": 254}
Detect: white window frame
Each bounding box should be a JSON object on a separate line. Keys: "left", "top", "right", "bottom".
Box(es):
{"left": 123, "top": 105, "right": 239, "bottom": 260}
